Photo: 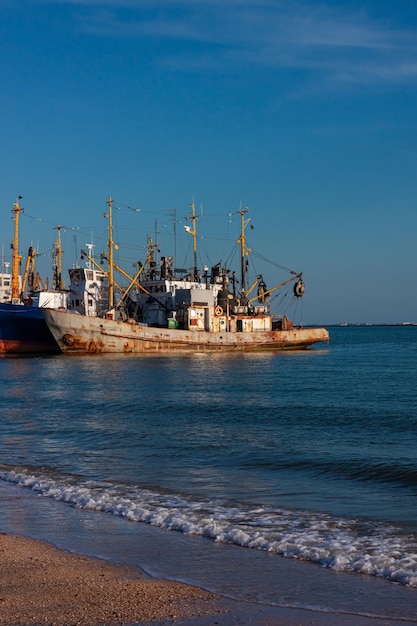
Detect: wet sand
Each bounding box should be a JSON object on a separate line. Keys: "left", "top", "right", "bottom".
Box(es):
{"left": 1, "top": 532, "right": 416, "bottom": 626}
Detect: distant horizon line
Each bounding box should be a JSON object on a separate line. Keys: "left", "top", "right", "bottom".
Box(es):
{"left": 309, "top": 322, "right": 417, "bottom": 328}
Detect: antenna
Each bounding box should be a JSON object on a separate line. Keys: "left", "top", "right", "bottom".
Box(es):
{"left": 172, "top": 208, "right": 177, "bottom": 270}
{"left": 73, "top": 234, "right": 78, "bottom": 267}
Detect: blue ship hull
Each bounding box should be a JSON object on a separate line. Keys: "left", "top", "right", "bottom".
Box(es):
{"left": 0, "top": 303, "right": 61, "bottom": 355}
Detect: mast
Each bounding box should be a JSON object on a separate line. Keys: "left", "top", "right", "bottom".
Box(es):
{"left": 237, "top": 207, "right": 251, "bottom": 293}
{"left": 172, "top": 208, "right": 177, "bottom": 270}
{"left": 84, "top": 243, "right": 94, "bottom": 269}
{"left": 185, "top": 201, "right": 199, "bottom": 280}
{"left": 105, "top": 196, "right": 114, "bottom": 308}
{"left": 52, "top": 225, "right": 64, "bottom": 290}
{"left": 146, "top": 235, "right": 160, "bottom": 279}
{"left": 21, "top": 246, "right": 36, "bottom": 298}
{"left": 11, "top": 197, "right": 23, "bottom": 303}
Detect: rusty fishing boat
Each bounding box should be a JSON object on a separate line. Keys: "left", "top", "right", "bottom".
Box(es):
{"left": 41, "top": 199, "right": 329, "bottom": 354}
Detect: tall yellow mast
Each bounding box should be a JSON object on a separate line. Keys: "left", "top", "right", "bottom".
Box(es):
{"left": 11, "top": 197, "right": 23, "bottom": 303}
{"left": 105, "top": 196, "right": 114, "bottom": 308}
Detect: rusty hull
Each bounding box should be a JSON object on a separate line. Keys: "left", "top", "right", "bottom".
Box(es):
{"left": 42, "top": 309, "right": 329, "bottom": 354}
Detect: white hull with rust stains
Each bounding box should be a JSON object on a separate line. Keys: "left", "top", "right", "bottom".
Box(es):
{"left": 42, "top": 308, "right": 329, "bottom": 354}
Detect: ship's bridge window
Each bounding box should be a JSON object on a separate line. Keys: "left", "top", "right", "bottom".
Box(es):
{"left": 70, "top": 269, "right": 82, "bottom": 281}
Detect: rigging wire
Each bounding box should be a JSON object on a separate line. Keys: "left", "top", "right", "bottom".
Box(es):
{"left": 251, "top": 248, "right": 298, "bottom": 274}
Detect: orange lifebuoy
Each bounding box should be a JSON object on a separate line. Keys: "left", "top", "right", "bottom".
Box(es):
{"left": 214, "top": 305, "right": 223, "bottom": 316}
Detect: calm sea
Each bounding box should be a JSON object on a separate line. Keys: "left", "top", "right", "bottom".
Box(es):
{"left": 1, "top": 326, "right": 417, "bottom": 622}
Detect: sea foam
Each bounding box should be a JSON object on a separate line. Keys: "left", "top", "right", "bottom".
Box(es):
{"left": 2, "top": 463, "right": 417, "bottom": 587}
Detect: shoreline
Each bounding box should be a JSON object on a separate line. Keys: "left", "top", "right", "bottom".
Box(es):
{"left": 2, "top": 532, "right": 417, "bottom": 626}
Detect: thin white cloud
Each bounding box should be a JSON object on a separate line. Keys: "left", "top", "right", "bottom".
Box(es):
{"left": 14, "top": 0, "right": 417, "bottom": 86}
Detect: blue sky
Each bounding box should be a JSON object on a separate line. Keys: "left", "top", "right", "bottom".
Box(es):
{"left": 1, "top": 0, "right": 416, "bottom": 324}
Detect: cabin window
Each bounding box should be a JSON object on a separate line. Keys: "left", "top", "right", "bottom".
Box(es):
{"left": 70, "top": 269, "right": 82, "bottom": 281}
{"left": 88, "top": 299, "right": 93, "bottom": 306}
{"left": 86, "top": 270, "right": 93, "bottom": 280}
{"left": 4, "top": 279, "right": 10, "bottom": 286}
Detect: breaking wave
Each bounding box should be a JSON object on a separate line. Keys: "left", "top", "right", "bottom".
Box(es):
{"left": 2, "top": 463, "right": 417, "bottom": 588}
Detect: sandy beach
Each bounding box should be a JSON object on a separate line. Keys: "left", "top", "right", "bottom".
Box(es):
{"left": 2, "top": 532, "right": 417, "bottom": 626}
{"left": 0, "top": 532, "right": 225, "bottom": 626}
